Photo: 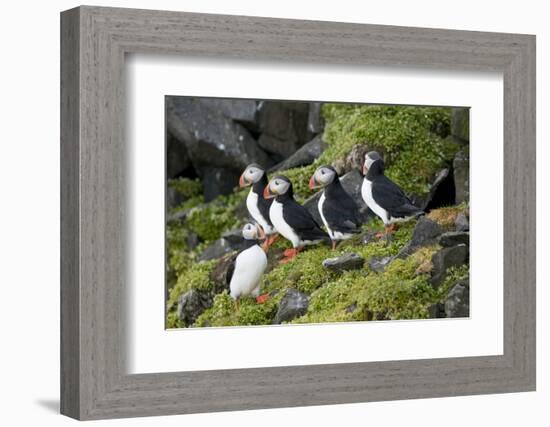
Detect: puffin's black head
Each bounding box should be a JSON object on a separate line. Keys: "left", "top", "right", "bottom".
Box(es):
{"left": 242, "top": 223, "right": 266, "bottom": 241}
{"left": 309, "top": 165, "right": 337, "bottom": 190}
{"left": 363, "top": 151, "right": 385, "bottom": 178}
{"left": 239, "top": 163, "right": 266, "bottom": 188}
{"left": 263, "top": 175, "right": 292, "bottom": 199}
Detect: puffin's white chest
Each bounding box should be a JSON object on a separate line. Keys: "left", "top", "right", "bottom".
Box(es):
{"left": 229, "top": 245, "right": 267, "bottom": 299}
{"left": 246, "top": 190, "right": 274, "bottom": 234}
{"left": 269, "top": 200, "right": 300, "bottom": 247}
{"left": 361, "top": 179, "right": 389, "bottom": 224}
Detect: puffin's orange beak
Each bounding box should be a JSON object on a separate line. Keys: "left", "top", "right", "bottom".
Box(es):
{"left": 263, "top": 185, "right": 275, "bottom": 199}
{"left": 239, "top": 174, "right": 247, "bottom": 187}
{"left": 309, "top": 175, "right": 318, "bottom": 190}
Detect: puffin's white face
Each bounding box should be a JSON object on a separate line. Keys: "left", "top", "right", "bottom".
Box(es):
{"left": 309, "top": 166, "right": 336, "bottom": 189}
{"left": 239, "top": 165, "right": 264, "bottom": 187}
{"left": 242, "top": 223, "right": 265, "bottom": 240}
{"left": 363, "top": 152, "right": 382, "bottom": 175}
{"left": 264, "top": 177, "right": 290, "bottom": 199}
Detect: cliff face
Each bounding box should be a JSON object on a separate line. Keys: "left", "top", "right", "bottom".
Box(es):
{"left": 165, "top": 100, "right": 470, "bottom": 328}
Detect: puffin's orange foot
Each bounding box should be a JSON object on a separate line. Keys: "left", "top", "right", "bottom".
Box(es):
{"left": 280, "top": 249, "right": 300, "bottom": 264}
{"left": 266, "top": 234, "right": 279, "bottom": 247}
{"left": 387, "top": 223, "right": 398, "bottom": 233}
{"left": 283, "top": 248, "right": 298, "bottom": 257}
{"left": 375, "top": 232, "right": 386, "bottom": 239}
{"left": 256, "top": 293, "right": 270, "bottom": 304}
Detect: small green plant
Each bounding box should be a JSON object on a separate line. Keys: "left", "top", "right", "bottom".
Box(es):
{"left": 167, "top": 259, "right": 217, "bottom": 311}
{"left": 168, "top": 177, "right": 203, "bottom": 199}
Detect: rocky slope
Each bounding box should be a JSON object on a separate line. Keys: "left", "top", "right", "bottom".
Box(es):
{"left": 165, "top": 101, "right": 470, "bottom": 328}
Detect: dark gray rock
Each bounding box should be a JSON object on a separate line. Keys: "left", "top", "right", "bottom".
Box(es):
{"left": 221, "top": 228, "right": 246, "bottom": 246}
{"left": 368, "top": 256, "right": 393, "bottom": 273}
{"left": 430, "top": 244, "right": 469, "bottom": 288}
{"left": 430, "top": 120, "right": 450, "bottom": 138}
{"left": 396, "top": 217, "right": 443, "bottom": 259}
{"left": 270, "top": 135, "right": 327, "bottom": 172}
{"left": 307, "top": 102, "right": 324, "bottom": 134}
{"left": 198, "top": 238, "right": 235, "bottom": 261}
{"left": 198, "top": 98, "right": 258, "bottom": 129}
{"left": 410, "top": 217, "right": 443, "bottom": 245}
{"left": 453, "top": 149, "right": 470, "bottom": 204}
{"left": 201, "top": 167, "right": 241, "bottom": 202}
{"left": 166, "top": 208, "right": 188, "bottom": 223}
{"left": 455, "top": 212, "right": 470, "bottom": 232}
{"left": 166, "top": 186, "right": 186, "bottom": 210}
{"left": 209, "top": 253, "right": 236, "bottom": 294}
{"left": 444, "top": 280, "right": 470, "bottom": 318}
{"left": 177, "top": 289, "right": 213, "bottom": 326}
{"left": 428, "top": 302, "right": 446, "bottom": 318}
{"left": 303, "top": 170, "right": 373, "bottom": 224}
{"left": 361, "top": 230, "right": 378, "bottom": 245}
{"left": 423, "top": 168, "right": 456, "bottom": 211}
{"left": 166, "top": 97, "right": 272, "bottom": 199}
{"left": 186, "top": 232, "right": 200, "bottom": 250}
{"left": 198, "top": 228, "right": 253, "bottom": 262}
{"left": 273, "top": 289, "right": 309, "bottom": 324}
{"left": 166, "top": 133, "right": 191, "bottom": 179}
{"left": 451, "top": 107, "right": 470, "bottom": 142}
{"left": 438, "top": 231, "right": 470, "bottom": 248}
{"left": 257, "top": 134, "right": 290, "bottom": 162}
{"left": 322, "top": 253, "right": 365, "bottom": 272}
{"left": 256, "top": 101, "right": 310, "bottom": 158}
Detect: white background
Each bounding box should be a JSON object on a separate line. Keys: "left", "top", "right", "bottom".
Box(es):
{"left": 128, "top": 57, "right": 503, "bottom": 373}
{"left": 0, "top": 0, "right": 547, "bottom": 426}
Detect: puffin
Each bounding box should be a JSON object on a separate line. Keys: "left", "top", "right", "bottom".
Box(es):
{"left": 227, "top": 223, "right": 268, "bottom": 304}
{"left": 309, "top": 165, "right": 361, "bottom": 249}
{"left": 239, "top": 164, "right": 278, "bottom": 247}
{"left": 264, "top": 175, "right": 329, "bottom": 262}
{"left": 361, "top": 151, "right": 423, "bottom": 236}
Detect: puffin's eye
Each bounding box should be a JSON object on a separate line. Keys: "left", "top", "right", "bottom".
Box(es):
{"left": 321, "top": 170, "right": 325, "bottom": 175}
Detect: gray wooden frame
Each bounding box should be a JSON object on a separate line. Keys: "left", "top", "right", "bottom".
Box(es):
{"left": 60, "top": 5, "right": 536, "bottom": 421}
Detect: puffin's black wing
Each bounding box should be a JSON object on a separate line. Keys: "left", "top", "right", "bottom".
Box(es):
{"left": 256, "top": 194, "right": 273, "bottom": 226}
{"left": 322, "top": 189, "right": 361, "bottom": 233}
{"left": 225, "top": 256, "right": 237, "bottom": 287}
{"left": 283, "top": 199, "right": 329, "bottom": 241}
{"left": 372, "top": 175, "right": 423, "bottom": 218}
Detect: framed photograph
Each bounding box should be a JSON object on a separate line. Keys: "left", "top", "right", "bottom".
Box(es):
{"left": 61, "top": 6, "right": 536, "bottom": 420}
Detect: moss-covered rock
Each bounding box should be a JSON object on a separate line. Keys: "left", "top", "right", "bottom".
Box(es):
{"left": 165, "top": 103, "right": 469, "bottom": 328}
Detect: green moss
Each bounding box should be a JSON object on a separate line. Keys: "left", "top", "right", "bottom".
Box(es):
{"left": 194, "top": 291, "right": 236, "bottom": 327}
{"left": 237, "top": 295, "right": 281, "bottom": 325}
{"left": 166, "top": 311, "right": 181, "bottom": 329}
{"left": 186, "top": 191, "right": 246, "bottom": 242}
{"left": 435, "top": 264, "right": 470, "bottom": 301}
{"left": 168, "top": 177, "right": 203, "bottom": 199}
{"left": 167, "top": 259, "right": 217, "bottom": 311}
{"left": 321, "top": 104, "right": 455, "bottom": 196}
{"left": 262, "top": 246, "right": 337, "bottom": 294}
{"left": 291, "top": 244, "right": 440, "bottom": 324}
